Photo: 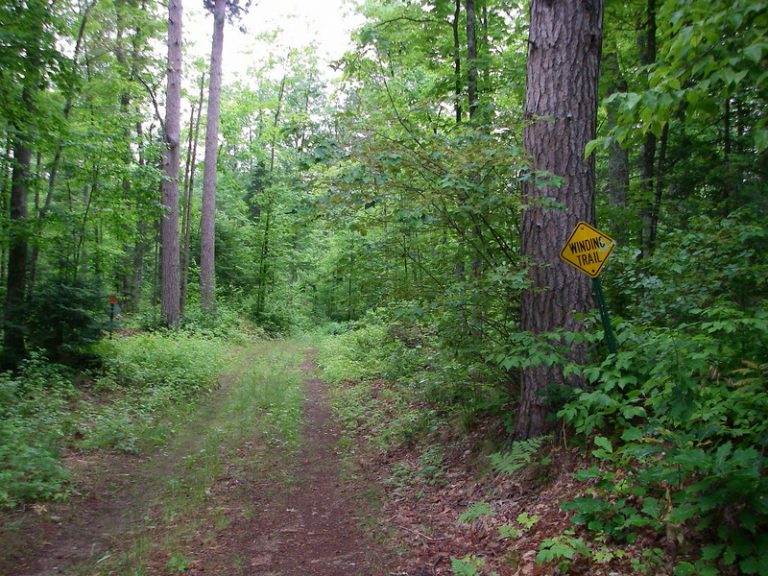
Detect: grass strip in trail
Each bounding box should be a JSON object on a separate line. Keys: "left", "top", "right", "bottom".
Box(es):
{"left": 86, "top": 339, "right": 307, "bottom": 576}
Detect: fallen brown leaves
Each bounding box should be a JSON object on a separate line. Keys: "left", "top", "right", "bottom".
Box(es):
{"left": 339, "top": 378, "right": 672, "bottom": 576}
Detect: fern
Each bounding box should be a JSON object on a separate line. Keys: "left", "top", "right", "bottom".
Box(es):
{"left": 458, "top": 501, "right": 494, "bottom": 523}
{"left": 489, "top": 434, "right": 552, "bottom": 476}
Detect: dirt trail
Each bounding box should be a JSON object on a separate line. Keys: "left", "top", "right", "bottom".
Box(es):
{"left": 163, "top": 352, "right": 395, "bottom": 575}
{"left": 0, "top": 346, "right": 395, "bottom": 576}
{"left": 265, "top": 355, "right": 393, "bottom": 574}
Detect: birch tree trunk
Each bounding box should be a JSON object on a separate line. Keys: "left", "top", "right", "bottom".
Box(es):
{"left": 160, "top": 0, "right": 183, "bottom": 326}
{"left": 517, "top": 0, "right": 604, "bottom": 439}
{"left": 199, "top": 0, "right": 226, "bottom": 312}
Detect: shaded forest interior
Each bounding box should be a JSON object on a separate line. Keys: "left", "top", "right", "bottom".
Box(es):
{"left": 1, "top": 0, "right": 767, "bottom": 574}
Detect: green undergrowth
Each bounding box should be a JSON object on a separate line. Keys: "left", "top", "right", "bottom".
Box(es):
{"left": 79, "top": 331, "right": 230, "bottom": 453}
{"left": 0, "top": 328, "right": 233, "bottom": 508}
{"left": 0, "top": 354, "right": 76, "bottom": 507}
{"left": 315, "top": 297, "right": 768, "bottom": 575}
{"left": 549, "top": 306, "right": 768, "bottom": 576}
{"left": 315, "top": 309, "right": 515, "bottom": 452}
{"left": 315, "top": 317, "right": 440, "bottom": 453}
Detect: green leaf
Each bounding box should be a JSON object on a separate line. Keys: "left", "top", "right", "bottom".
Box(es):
{"left": 624, "top": 92, "right": 641, "bottom": 111}
{"left": 744, "top": 43, "right": 764, "bottom": 64}
{"left": 458, "top": 501, "right": 493, "bottom": 523}
{"left": 740, "top": 556, "right": 759, "bottom": 574}
{"left": 755, "top": 127, "right": 768, "bottom": 153}
{"left": 701, "top": 545, "right": 724, "bottom": 561}
{"left": 584, "top": 138, "right": 599, "bottom": 159}
{"left": 593, "top": 436, "right": 613, "bottom": 454}
{"left": 621, "top": 427, "right": 643, "bottom": 442}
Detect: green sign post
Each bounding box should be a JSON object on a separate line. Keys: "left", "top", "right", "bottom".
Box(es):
{"left": 560, "top": 222, "right": 617, "bottom": 354}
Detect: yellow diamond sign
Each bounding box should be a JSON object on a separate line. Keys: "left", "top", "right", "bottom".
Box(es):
{"left": 560, "top": 222, "right": 616, "bottom": 278}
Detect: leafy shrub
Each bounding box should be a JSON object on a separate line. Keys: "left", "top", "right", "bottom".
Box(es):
{"left": 0, "top": 355, "right": 74, "bottom": 507}
{"left": 26, "top": 280, "right": 105, "bottom": 363}
{"left": 84, "top": 332, "right": 228, "bottom": 452}
{"left": 181, "top": 304, "right": 255, "bottom": 342}
{"left": 536, "top": 531, "right": 592, "bottom": 571}
{"left": 606, "top": 209, "right": 768, "bottom": 326}
{"left": 558, "top": 310, "right": 768, "bottom": 573}
{"left": 451, "top": 554, "right": 496, "bottom": 576}
{"left": 316, "top": 315, "right": 391, "bottom": 383}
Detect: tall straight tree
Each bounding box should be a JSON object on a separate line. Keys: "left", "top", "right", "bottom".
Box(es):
{"left": 2, "top": 0, "right": 49, "bottom": 368}
{"left": 199, "top": 0, "right": 226, "bottom": 312}
{"left": 161, "top": 0, "right": 183, "bottom": 326}
{"left": 465, "top": 0, "right": 479, "bottom": 120}
{"left": 516, "top": 0, "right": 604, "bottom": 438}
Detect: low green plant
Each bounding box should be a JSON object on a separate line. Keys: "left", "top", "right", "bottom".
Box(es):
{"left": 630, "top": 548, "right": 666, "bottom": 575}
{"left": 417, "top": 446, "right": 446, "bottom": 484}
{"left": 82, "top": 332, "right": 228, "bottom": 453}
{"left": 451, "top": 554, "right": 497, "bottom": 576}
{"left": 498, "top": 512, "right": 538, "bottom": 540}
{"left": 536, "top": 531, "right": 591, "bottom": 572}
{"left": 489, "top": 435, "right": 552, "bottom": 476}
{"left": 458, "top": 502, "right": 494, "bottom": 524}
{"left": 0, "top": 354, "right": 74, "bottom": 507}
{"left": 516, "top": 511, "right": 538, "bottom": 530}
{"left": 166, "top": 551, "right": 192, "bottom": 573}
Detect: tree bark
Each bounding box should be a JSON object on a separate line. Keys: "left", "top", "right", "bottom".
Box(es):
{"left": 3, "top": 0, "right": 48, "bottom": 368}
{"left": 181, "top": 72, "right": 205, "bottom": 316}
{"left": 4, "top": 139, "right": 31, "bottom": 367}
{"left": 517, "top": 0, "right": 603, "bottom": 439}
{"left": 0, "top": 136, "right": 12, "bottom": 285}
{"left": 199, "top": 0, "right": 226, "bottom": 312}
{"left": 603, "top": 51, "right": 629, "bottom": 213}
{"left": 648, "top": 122, "right": 668, "bottom": 254}
{"left": 160, "top": 0, "right": 183, "bottom": 326}
{"left": 639, "top": 0, "right": 657, "bottom": 259}
{"left": 453, "top": 0, "right": 462, "bottom": 124}
{"left": 465, "top": 0, "right": 479, "bottom": 120}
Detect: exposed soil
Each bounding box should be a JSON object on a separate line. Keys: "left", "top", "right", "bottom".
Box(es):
{"left": 0, "top": 347, "right": 397, "bottom": 576}
{"left": 147, "top": 353, "right": 397, "bottom": 576}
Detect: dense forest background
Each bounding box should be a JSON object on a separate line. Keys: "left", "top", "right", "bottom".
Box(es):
{"left": 1, "top": 0, "right": 766, "bottom": 574}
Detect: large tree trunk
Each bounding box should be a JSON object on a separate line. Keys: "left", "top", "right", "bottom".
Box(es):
{"left": 4, "top": 139, "right": 31, "bottom": 368}
{"left": 648, "top": 122, "right": 668, "bottom": 254}
{"left": 160, "top": 0, "right": 183, "bottom": 326}
{"left": 516, "top": 0, "right": 604, "bottom": 439}
{"left": 199, "top": 0, "right": 226, "bottom": 313}
{"left": 3, "top": 0, "right": 48, "bottom": 368}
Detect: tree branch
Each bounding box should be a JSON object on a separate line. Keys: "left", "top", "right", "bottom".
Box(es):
{"left": 137, "top": 75, "right": 165, "bottom": 134}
